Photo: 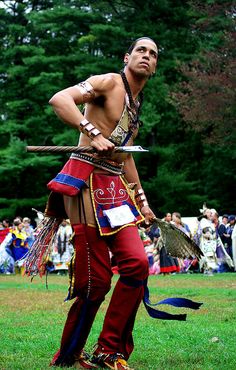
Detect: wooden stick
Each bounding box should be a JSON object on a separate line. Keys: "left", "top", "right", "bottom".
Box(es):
{"left": 26, "top": 145, "right": 96, "bottom": 153}
{"left": 26, "top": 145, "right": 148, "bottom": 153}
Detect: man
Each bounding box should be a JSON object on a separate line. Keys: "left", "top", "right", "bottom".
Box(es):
{"left": 226, "top": 215, "right": 236, "bottom": 258}
{"left": 196, "top": 207, "right": 218, "bottom": 275}
{"left": 218, "top": 214, "right": 229, "bottom": 246}
{"left": 163, "top": 212, "right": 172, "bottom": 223}
{"left": 49, "top": 37, "right": 158, "bottom": 369}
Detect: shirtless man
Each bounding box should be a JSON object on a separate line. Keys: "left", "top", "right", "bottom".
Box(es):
{"left": 49, "top": 37, "right": 158, "bottom": 370}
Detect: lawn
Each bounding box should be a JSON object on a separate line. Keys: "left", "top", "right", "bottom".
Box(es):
{"left": 0, "top": 273, "right": 235, "bottom": 370}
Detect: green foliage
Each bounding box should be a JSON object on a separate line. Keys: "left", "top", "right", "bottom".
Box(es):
{"left": 0, "top": 0, "right": 235, "bottom": 220}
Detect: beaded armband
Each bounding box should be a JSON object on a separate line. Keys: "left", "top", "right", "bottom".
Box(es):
{"left": 135, "top": 188, "right": 149, "bottom": 208}
{"left": 75, "top": 81, "right": 95, "bottom": 102}
{"left": 79, "top": 119, "right": 101, "bottom": 139}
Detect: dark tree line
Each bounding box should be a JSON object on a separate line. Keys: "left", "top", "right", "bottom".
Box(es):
{"left": 0, "top": 0, "right": 235, "bottom": 220}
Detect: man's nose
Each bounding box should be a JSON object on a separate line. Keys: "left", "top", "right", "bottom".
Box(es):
{"left": 142, "top": 51, "right": 150, "bottom": 59}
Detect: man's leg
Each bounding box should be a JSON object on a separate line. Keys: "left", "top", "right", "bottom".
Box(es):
{"left": 96, "top": 225, "right": 149, "bottom": 360}
{"left": 51, "top": 224, "right": 112, "bottom": 367}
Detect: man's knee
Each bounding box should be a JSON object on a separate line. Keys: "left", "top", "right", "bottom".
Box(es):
{"left": 120, "top": 254, "right": 149, "bottom": 280}
{"left": 133, "top": 255, "right": 149, "bottom": 279}
{"left": 77, "top": 274, "right": 111, "bottom": 302}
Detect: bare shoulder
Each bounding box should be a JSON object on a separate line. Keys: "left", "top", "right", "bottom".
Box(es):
{"left": 87, "top": 73, "right": 121, "bottom": 94}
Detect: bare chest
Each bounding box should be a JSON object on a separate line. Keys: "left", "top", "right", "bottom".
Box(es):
{"left": 85, "top": 88, "right": 125, "bottom": 132}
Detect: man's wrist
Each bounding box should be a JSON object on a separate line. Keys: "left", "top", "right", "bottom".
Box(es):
{"left": 79, "top": 119, "right": 101, "bottom": 139}
{"left": 135, "top": 188, "right": 149, "bottom": 208}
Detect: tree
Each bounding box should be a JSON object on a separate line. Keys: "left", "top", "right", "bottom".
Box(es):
{"left": 0, "top": 0, "right": 107, "bottom": 219}
{"left": 173, "top": 1, "right": 236, "bottom": 146}
{"left": 172, "top": 0, "right": 236, "bottom": 213}
{"left": 0, "top": 0, "right": 234, "bottom": 220}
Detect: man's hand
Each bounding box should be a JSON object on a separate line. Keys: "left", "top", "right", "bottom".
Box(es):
{"left": 90, "top": 134, "right": 115, "bottom": 153}
{"left": 141, "top": 205, "right": 156, "bottom": 226}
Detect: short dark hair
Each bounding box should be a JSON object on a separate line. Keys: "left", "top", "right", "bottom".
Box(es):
{"left": 127, "top": 37, "right": 157, "bottom": 54}
{"left": 173, "top": 212, "right": 181, "bottom": 219}
{"left": 13, "top": 219, "right": 22, "bottom": 227}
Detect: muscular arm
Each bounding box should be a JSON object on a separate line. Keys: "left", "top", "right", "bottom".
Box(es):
{"left": 49, "top": 75, "right": 115, "bottom": 151}
{"left": 124, "top": 155, "right": 156, "bottom": 224}
{"left": 49, "top": 86, "right": 85, "bottom": 129}
{"left": 123, "top": 154, "right": 142, "bottom": 189}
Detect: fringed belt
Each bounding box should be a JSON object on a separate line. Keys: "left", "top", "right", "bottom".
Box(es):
{"left": 70, "top": 153, "right": 124, "bottom": 175}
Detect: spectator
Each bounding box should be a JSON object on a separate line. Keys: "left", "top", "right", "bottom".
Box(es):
{"left": 159, "top": 244, "right": 180, "bottom": 275}
{"left": 218, "top": 214, "right": 230, "bottom": 247}
{"left": 172, "top": 212, "right": 191, "bottom": 237}
{"left": 232, "top": 222, "right": 236, "bottom": 271}
{"left": 2, "top": 219, "right": 11, "bottom": 229}
{"left": 23, "top": 217, "right": 35, "bottom": 248}
{"left": 195, "top": 206, "right": 218, "bottom": 275}
{"left": 163, "top": 212, "right": 172, "bottom": 223}
{"left": 211, "top": 211, "right": 233, "bottom": 272}
{"left": 52, "top": 219, "right": 73, "bottom": 264}
{"left": 226, "top": 215, "right": 236, "bottom": 258}
{"left": 0, "top": 222, "right": 8, "bottom": 244}
{"left": 4, "top": 219, "right": 29, "bottom": 263}
{"left": 146, "top": 223, "right": 160, "bottom": 243}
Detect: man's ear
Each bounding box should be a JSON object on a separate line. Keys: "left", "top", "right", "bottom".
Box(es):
{"left": 124, "top": 53, "right": 130, "bottom": 65}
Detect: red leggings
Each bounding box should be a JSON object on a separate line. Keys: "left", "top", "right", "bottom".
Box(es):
{"left": 51, "top": 224, "right": 148, "bottom": 365}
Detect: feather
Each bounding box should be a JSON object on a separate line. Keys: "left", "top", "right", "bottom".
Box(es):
{"left": 153, "top": 218, "right": 203, "bottom": 260}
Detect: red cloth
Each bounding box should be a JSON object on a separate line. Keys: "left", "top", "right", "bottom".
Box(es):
{"left": 91, "top": 173, "right": 143, "bottom": 235}
{"left": 0, "top": 228, "right": 10, "bottom": 243}
{"left": 47, "top": 158, "right": 94, "bottom": 196}
{"left": 51, "top": 224, "right": 149, "bottom": 365}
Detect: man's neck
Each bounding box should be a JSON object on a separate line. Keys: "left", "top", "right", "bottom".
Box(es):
{"left": 123, "top": 68, "right": 148, "bottom": 99}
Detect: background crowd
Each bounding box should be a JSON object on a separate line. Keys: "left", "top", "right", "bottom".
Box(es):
{"left": 0, "top": 215, "right": 73, "bottom": 274}
{"left": 0, "top": 207, "right": 235, "bottom": 276}
{"left": 137, "top": 208, "right": 236, "bottom": 277}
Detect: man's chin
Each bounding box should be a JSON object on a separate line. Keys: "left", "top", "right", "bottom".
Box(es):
{"left": 134, "top": 69, "right": 150, "bottom": 79}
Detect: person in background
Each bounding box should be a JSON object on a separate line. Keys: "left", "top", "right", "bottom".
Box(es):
{"left": 211, "top": 211, "right": 233, "bottom": 272}
{"left": 218, "top": 214, "right": 230, "bottom": 248}
{"left": 146, "top": 223, "right": 160, "bottom": 243}
{"left": 163, "top": 212, "right": 171, "bottom": 223}
{"left": 0, "top": 220, "right": 14, "bottom": 274}
{"left": 7, "top": 219, "right": 29, "bottom": 262}
{"left": 194, "top": 207, "right": 218, "bottom": 275}
{"left": 0, "top": 219, "right": 11, "bottom": 244}
{"left": 23, "top": 217, "right": 35, "bottom": 248}
{"left": 0, "top": 219, "right": 29, "bottom": 273}
{"left": 231, "top": 220, "right": 236, "bottom": 271}
{"left": 226, "top": 215, "right": 236, "bottom": 258}
{"left": 171, "top": 212, "right": 191, "bottom": 237}
{"left": 54, "top": 219, "right": 73, "bottom": 263}
{"left": 2, "top": 219, "right": 11, "bottom": 229}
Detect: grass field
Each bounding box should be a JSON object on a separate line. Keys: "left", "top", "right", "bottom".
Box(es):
{"left": 0, "top": 273, "right": 235, "bottom": 370}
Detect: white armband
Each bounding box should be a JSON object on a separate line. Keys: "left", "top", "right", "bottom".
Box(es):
{"left": 79, "top": 119, "right": 101, "bottom": 139}
{"left": 135, "top": 188, "right": 149, "bottom": 208}
{"left": 75, "top": 81, "right": 95, "bottom": 102}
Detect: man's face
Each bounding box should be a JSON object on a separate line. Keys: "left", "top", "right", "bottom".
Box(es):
{"left": 222, "top": 217, "right": 228, "bottom": 225}
{"left": 124, "top": 39, "right": 158, "bottom": 78}
{"left": 204, "top": 209, "right": 212, "bottom": 219}
{"left": 165, "top": 213, "right": 172, "bottom": 222}
{"left": 3, "top": 220, "right": 9, "bottom": 228}
{"left": 17, "top": 223, "right": 24, "bottom": 231}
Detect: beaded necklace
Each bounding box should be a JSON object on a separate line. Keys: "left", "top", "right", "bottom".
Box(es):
{"left": 120, "top": 70, "right": 143, "bottom": 128}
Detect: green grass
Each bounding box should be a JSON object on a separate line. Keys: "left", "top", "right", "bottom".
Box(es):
{"left": 0, "top": 273, "right": 236, "bottom": 370}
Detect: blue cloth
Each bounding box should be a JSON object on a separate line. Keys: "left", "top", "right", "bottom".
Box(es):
{"left": 120, "top": 276, "right": 203, "bottom": 321}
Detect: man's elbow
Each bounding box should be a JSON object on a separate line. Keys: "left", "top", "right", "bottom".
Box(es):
{"left": 49, "top": 92, "right": 61, "bottom": 106}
